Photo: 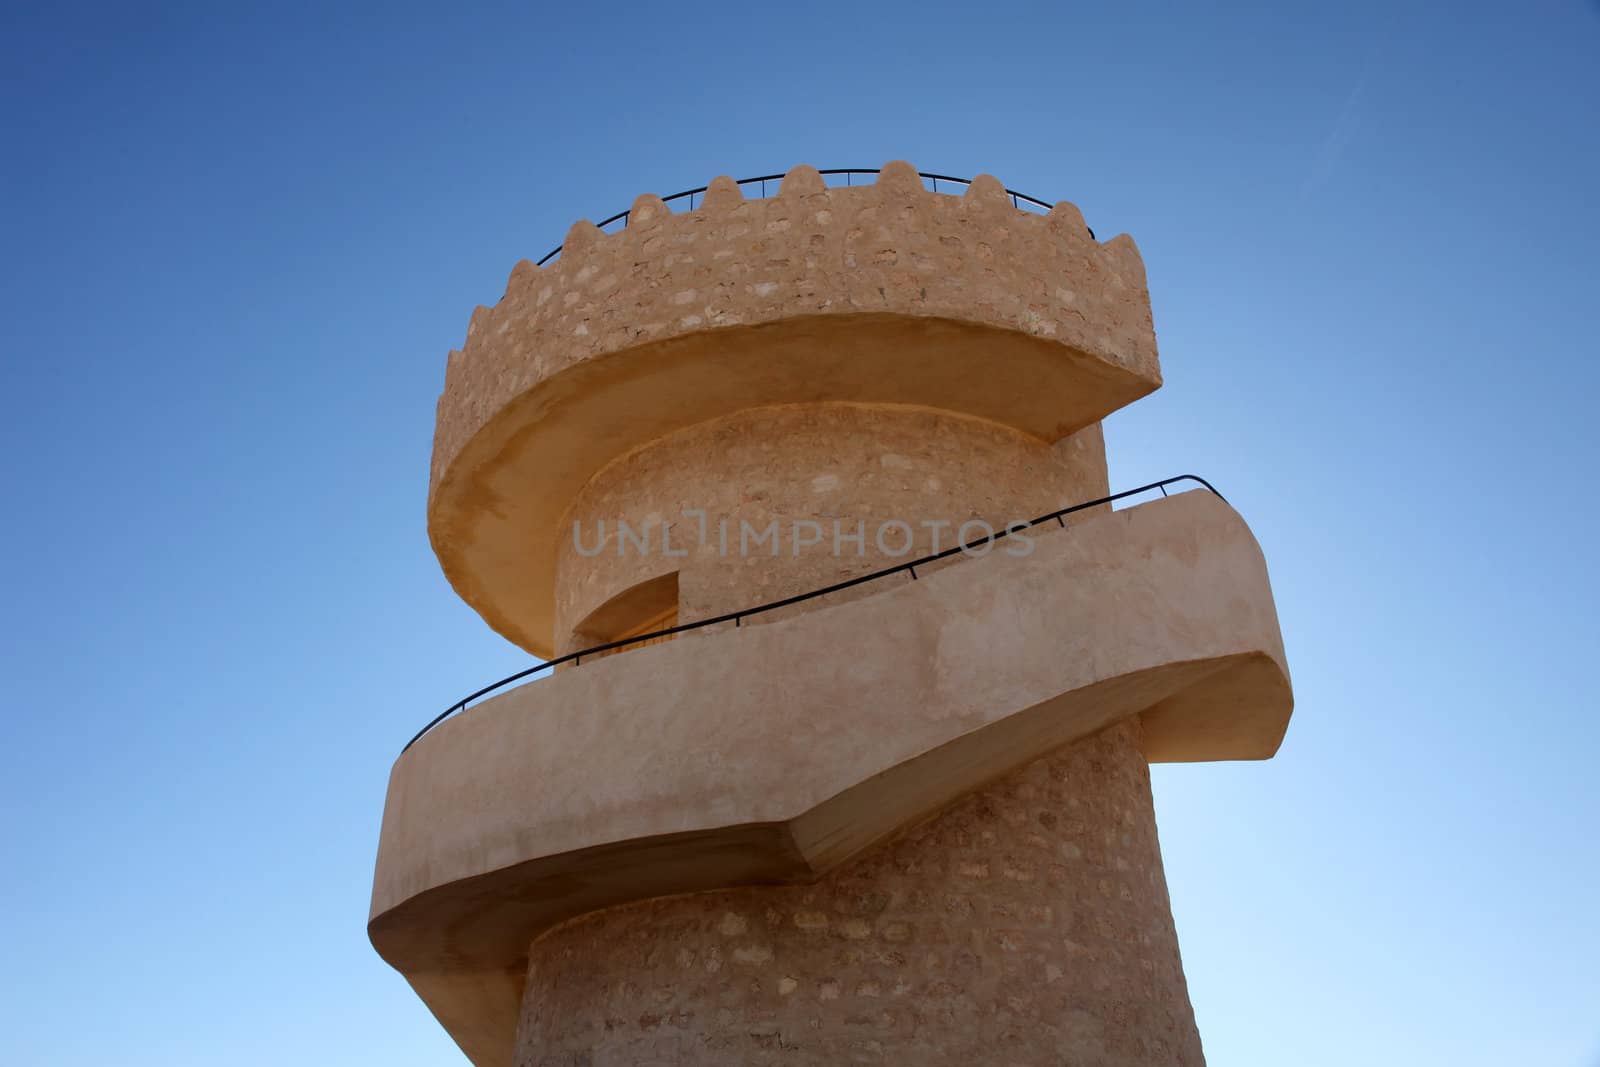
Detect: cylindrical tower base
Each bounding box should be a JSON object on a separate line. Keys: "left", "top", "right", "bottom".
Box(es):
{"left": 514, "top": 720, "right": 1203, "bottom": 1066}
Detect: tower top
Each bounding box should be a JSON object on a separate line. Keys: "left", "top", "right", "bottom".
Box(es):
{"left": 429, "top": 162, "right": 1164, "bottom": 658}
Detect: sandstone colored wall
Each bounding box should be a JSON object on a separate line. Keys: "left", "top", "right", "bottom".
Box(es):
{"left": 514, "top": 719, "right": 1203, "bottom": 1067}
{"left": 374, "top": 162, "right": 1295, "bottom": 1067}
{"left": 432, "top": 162, "right": 1153, "bottom": 505}
{"left": 425, "top": 161, "right": 1159, "bottom": 659}
{"left": 555, "top": 403, "right": 1108, "bottom": 652}
{"left": 371, "top": 488, "right": 1290, "bottom": 1067}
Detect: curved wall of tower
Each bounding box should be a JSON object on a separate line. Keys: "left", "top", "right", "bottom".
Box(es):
{"left": 369, "top": 163, "right": 1293, "bottom": 1067}
{"left": 425, "top": 162, "right": 1160, "bottom": 661}
{"left": 554, "top": 403, "right": 1109, "bottom": 651}
{"left": 515, "top": 720, "right": 1203, "bottom": 1067}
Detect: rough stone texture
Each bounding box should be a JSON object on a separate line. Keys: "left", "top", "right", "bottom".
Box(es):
{"left": 514, "top": 720, "right": 1204, "bottom": 1067}
{"left": 426, "top": 161, "right": 1160, "bottom": 659}
{"left": 369, "top": 485, "right": 1292, "bottom": 1067}
{"left": 555, "top": 403, "right": 1106, "bottom": 652}
{"left": 369, "top": 163, "right": 1294, "bottom": 1067}
{"left": 432, "top": 162, "right": 1154, "bottom": 504}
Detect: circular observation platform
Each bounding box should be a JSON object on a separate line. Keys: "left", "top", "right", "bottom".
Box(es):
{"left": 429, "top": 161, "right": 1164, "bottom": 658}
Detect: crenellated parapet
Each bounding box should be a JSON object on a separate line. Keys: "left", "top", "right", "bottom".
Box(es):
{"left": 429, "top": 162, "right": 1163, "bottom": 658}
{"left": 372, "top": 161, "right": 1296, "bottom": 1067}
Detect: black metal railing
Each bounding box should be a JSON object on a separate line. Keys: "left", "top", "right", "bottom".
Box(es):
{"left": 401, "top": 475, "right": 1222, "bottom": 753}
{"left": 535, "top": 169, "right": 1094, "bottom": 267}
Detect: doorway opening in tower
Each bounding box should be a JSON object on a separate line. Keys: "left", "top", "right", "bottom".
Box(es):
{"left": 569, "top": 571, "right": 679, "bottom": 660}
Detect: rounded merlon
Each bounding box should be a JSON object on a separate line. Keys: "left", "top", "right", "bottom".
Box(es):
{"left": 430, "top": 163, "right": 1161, "bottom": 659}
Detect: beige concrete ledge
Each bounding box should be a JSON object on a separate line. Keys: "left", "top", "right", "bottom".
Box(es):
{"left": 370, "top": 490, "right": 1291, "bottom": 1067}
{"left": 429, "top": 162, "right": 1162, "bottom": 658}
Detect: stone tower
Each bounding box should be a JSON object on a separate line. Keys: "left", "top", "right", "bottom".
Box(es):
{"left": 368, "top": 162, "right": 1293, "bottom": 1066}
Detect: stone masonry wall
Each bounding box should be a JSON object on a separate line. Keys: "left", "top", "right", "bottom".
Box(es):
{"left": 433, "top": 161, "right": 1155, "bottom": 505}
{"left": 554, "top": 402, "right": 1108, "bottom": 652}
{"left": 514, "top": 719, "right": 1203, "bottom": 1067}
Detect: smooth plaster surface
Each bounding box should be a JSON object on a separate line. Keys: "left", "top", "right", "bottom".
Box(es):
{"left": 369, "top": 490, "right": 1292, "bottom": 1066}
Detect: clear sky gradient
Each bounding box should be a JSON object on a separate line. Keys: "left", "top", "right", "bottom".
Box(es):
{"left": 3, "top": 3, "right": 1597, "bottom": 1065}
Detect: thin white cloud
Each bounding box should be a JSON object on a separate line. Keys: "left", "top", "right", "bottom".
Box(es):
{"left": 1300, "top": 70, "right": 1370, "bottom": 201}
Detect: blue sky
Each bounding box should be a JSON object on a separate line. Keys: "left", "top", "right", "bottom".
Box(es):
{"left": 2, "top": 2, "right": 1596, "bottom": 1064}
